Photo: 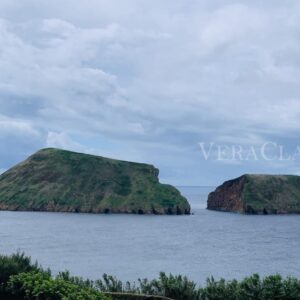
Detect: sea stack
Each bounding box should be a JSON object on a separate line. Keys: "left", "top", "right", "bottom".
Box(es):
{"left": 0, "top": 148, "right": 190, "bottom": 215}
{"left": 207, "top": 174, "right": 300, "bottom": 214}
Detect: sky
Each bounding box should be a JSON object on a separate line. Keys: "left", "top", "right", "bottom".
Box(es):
{"left": 1, "top": 0, "right": 300, "bottom": 186}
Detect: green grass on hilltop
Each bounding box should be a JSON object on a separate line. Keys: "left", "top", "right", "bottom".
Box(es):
{"left": 242, "top": 174, "right": 300, "bottom": 214}
{"left": 0, "top": 148, "right": 190, "bottom": 215}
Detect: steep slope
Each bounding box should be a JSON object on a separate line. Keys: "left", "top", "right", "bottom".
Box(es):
{"left": 207, "top": 174, "right": 300, "bottom": 214}
{"left": 0, "top": 148, "right": 190, "bottom": 215}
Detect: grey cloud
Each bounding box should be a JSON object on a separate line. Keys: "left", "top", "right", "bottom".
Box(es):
{"left": 1, "top": 1, "right": 300, "bottom": 184}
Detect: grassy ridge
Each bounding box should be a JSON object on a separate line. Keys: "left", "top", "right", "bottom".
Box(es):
{"left": 242, "top": 174, "right": 300, "bottom": 214}
{"left": 0, "top": 148, "right": 190, "bottom": 215}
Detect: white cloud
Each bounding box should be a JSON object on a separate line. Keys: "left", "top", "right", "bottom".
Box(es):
{"left": 199, "top": 4, "right": 266, "bottom": 52}
{"left": 1, "top": 1, "right": 300, "bottom": 184}
{"left": 0, "top": 115, "right": 40, "bottom": 137}
{"left": 46, "top": 131, "right": 85, "bottom": 151}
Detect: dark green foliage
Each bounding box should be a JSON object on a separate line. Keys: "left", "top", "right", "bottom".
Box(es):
{"left": 200, "top": 277, "right": 240, "bottom": 300}
{"left": 57, "top": 271, "right": 95, "bottom": 289}
{"left": 95, "top": 272, "right": 300, "bottom": 300}
{"left": 96, "top": 274, "right": 135, "bottom": 293}
{"left": 48, "top": 270, "right": 300, "bottom": 300}
{"left": 138, "top": 272, "right": 200, "bottom": 300}
{"left": 198, "top": 274, "right": 300, "bottom": 300}
{"left": 94, "top": 272, "right": 200, "bottom": 299}
{"left": 0, "top": 148, "right": 190, "bottom": 215}
{"left": 0, "top": 252, "right": 42, "bottom": 285}
{"left": 7, "top": 272, "right": 110, "bottom": 300}
{"left": 0, "top": 252, "right": 49, "bottom": 299}
{"left": 1, "top": 253, "right": 300, "bottom": 299}
{"left": 238, "top": 273, "right": 262, "bottom": 299}
{"left": 242, "top": 175, "right": 300, "bottom": 214}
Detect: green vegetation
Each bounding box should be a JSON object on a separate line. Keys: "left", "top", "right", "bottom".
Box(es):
{"left": 0, "top": 253, "right": 109, "bottom": 300}
{"left": 1, "top": 253, "right": 300, "bottom": 299}
{"left": 7, "top": 272, "right": 109, "bottom": 300}
{"left": 208, "top": 174, "right": 300, "bottom": 214}
{"left": 242, "top": 174, "right": 300, "bottom": 214}
{"left": 0, "top": 148, "right": 190, "bottom": 215}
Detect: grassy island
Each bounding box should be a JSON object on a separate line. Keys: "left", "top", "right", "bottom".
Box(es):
{"left": 0, "top": 148, "right": 190, "bottom": 215}
{"left": 208, "top": 174, "right": 300, "bottom": 214}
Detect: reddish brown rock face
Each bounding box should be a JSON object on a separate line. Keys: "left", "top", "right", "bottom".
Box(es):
{"left": 207, "top": 177, "right": 245, "bottom": 213}
{"left": 207, "top": 174, "right": 300, "bottom": 214}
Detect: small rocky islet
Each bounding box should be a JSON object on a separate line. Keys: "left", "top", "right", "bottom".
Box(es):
{"left": 0, "top": 148, "right": 190, "bottom": 215}
{"left": 207, "top": 174, "right": 300, "bottom": 214}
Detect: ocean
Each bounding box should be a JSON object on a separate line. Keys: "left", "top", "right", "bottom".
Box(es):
{"left": 0, "top": 186, "right": 299, "bottom": 284}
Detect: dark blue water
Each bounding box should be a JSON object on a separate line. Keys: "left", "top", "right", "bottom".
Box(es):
{"left": 0, "top": 187, "right": 300, "bottom": 284}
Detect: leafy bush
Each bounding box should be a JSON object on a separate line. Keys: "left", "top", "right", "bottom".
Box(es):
{"left": 1, "top": 253, "right": 300, "bottom": 300}
{"left": 95, "top": 274, "right": 137, "bottom": 293}
{"left": 138, "top": 272, "right": 200, "bottom": 300}
{"left": 94, "top": 272, "right": 200, "bottom": 299}
{"left": 199, "top": 274, "right": 300, "bottom": 300}
{"left": 58, "top": 271, "right": 300, "bottom": 300}
{"left": 57, "top": 271, "right": 95, "bottom": 289}
{"left": 199, "top": 277, "right": 240, "bottom": 300}
{"left": 0, "top": 252, "right": 48, "bottom": 299}
{"left": 0, "top": 252, "right": 43, "bottom": 285}
{"left": 7, "top": 271, "right": 110, "bottom": 300}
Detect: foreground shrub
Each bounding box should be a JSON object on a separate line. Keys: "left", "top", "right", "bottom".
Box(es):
{"left": 50, "top": 271, "right": 300, "bottom": 300}
{"left": 7, "top": 271, "right": 110, "bottom": 300}
{"left": 57, "top": 271, "right": 95, "bottom": 289}
{"left": 237, "top": 273, "right": 262, "bottom": 299}
{"left": 0, "top": 252, "right": 43, "bottom": 285}
{"left": 138, "top": 272, "right": 200, "bottom": 300}
{"left": 95, "top": 274, "right": 137, "bottom": 293}
{"left": 199, "top": 274, "right": 300, "bottom": 300}
{"left": 1, "top": 252, "right": 300, "bottom": 300}
{"left": 0, "top": 252, "right": 48, "bottom": 299}
{"left": 199, "top": 277, "right": 240, "bottom": 300}
{"left": 94, "top": 272, "right": 200, "bottom": 299}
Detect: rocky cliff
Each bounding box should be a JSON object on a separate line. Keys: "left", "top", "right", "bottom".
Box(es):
{"left": 207, "top": 174, "right": 300, "bottom": 214}
{"left": 0, "top": 148, "right": 190, "bottom": 215}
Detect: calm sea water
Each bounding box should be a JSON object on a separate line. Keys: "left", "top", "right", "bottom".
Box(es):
{"left": 0, "top": 186, "right": 300, "bottom": 284}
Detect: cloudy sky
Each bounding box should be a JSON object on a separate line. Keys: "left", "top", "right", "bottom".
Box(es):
{"left": 1, "top": 0, "right": 300, "bottom": 185}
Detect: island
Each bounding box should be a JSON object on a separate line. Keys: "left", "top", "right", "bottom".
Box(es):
{"left": 0, "top": 148, "right": 190, "bottom": 215}
{"left": 207, "top": 174, "right": 300, "bottom": 214}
